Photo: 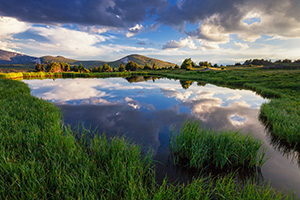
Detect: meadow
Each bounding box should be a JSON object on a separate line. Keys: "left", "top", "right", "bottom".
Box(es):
{"left": 0, "top": 76, "right": 295, "bottom": 199}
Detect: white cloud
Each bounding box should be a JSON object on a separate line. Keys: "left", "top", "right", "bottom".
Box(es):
{"left": 163, "top": 36, "right": 197, "bottom": 50}
{"left": 0, "top": 16, "right": 30, "bottom": 38}
{"left": 28, "top": 26, "right": 108, "bottom": 56}
{"left": 0, "top": 16, "right": 31, "bottom": 52}
{"left": 126, "top": 24, "right": 144, "bottom": 38}
{"left": 24, "top": 79, "right": 108, "bottom": 103}
{"left": 161, "top": 88, "right": 194, "bottom": 101}
{"left": 234, "top": 41, "right": 249, "bottom": 49}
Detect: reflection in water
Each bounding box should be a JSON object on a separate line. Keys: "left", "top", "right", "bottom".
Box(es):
{"left": 179, "top": 80, "right": 194, "bottom": 89}
{"left": 23, "top": 77, "right": 300, "bottom": 195}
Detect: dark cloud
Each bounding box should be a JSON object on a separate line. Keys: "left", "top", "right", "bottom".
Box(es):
{"left": 0, "top": 0, "right": 168, "bottom": 28}
{"left": 158, "top": 0, "right": 300, "bottom": 41}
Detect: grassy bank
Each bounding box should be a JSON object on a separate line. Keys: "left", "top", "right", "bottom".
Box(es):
{"left": 0, "top": 78, "right": 294, "bottom": 199}
{"left": 151, "top": 68, "right": 300, "bottom": 149}
{"left": 0, "top": 71, "right": 149, "bottom": 80}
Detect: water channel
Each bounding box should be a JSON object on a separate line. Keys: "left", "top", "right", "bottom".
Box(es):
{"left": 23, "top": 76, "right": 300, "bottom": 196}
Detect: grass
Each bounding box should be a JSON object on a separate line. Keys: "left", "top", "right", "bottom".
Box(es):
{"left": 170, "top": 121, "right": 266, "bottom": 170}
{"left": 0, "top": 78, "right": 295, "bottom": 199}
{"left": 0, "top": 71, "right": 149, "bottom": 80}
{"left": 0, "top": 79, "right": 154, "bottom": 199}
{"left": 150, "top": 68, "right": 300, "bottom": 149}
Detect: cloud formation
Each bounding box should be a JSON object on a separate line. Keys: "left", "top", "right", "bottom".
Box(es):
{"left": 162, "top": 36, "right": 196, "bottom": 50}
{"left": 160, "top": 0, "right": 300, "bottom": 47}
{"left": 0, "top": 0, "right": 168, "bottom": 28}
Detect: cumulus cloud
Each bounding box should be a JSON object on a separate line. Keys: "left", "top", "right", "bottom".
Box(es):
{"left": 0, "top": 16, "right": 30, "bottom": 37}
{"left": 159, "top": 0, "right": 300, "bottom": 45}
{"left": 22, "top": 26, "right": 109, "bottom": 57}
{"left": 0, "top": 16, "right": 31, "bottom": 51}
{"left": 234, "top": 41, "right": 249, "bottom": 49}
{"left": 162, "top": 36, "right": 197, "bottom": 50}
{"left": 126, "top": 24, "right": 144, "bottom": 37}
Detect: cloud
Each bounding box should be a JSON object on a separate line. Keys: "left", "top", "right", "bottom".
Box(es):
{"left": 159, "top": 0, "right": 300, "bottom": 44}
{"left": 0, "top": 16, "right": 31, "bottom": 51}
{"left": 17, "top": 25, "right": 111, "bottom": 57}
{"left": 160, "top": 88, "right": 193, "bottom": 101}
{"left": 126, "top": 24, "right": 144, "bottom": 38}
{"left": 234, "top": 41, "right": 249, "bottom": 49}
{"left": 163, "top": 36, "right": 197, "bottom": 50}
{"left": 0, "top": 16, "right": 30, "bottom": 37}
{"left": 0, "top": 0, "right": 168, "bottom": 28}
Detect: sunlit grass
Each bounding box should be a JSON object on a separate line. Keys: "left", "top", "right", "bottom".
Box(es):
{"left": 170, "top": 121, "right": 266, "bottom": 170}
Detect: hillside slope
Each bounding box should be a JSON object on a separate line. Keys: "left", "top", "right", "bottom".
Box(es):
{"left": 0, "top": 49, "right": 38, "bottom": 64}
{"left": 0, "top": 49, "right": 175, "bottom": 69}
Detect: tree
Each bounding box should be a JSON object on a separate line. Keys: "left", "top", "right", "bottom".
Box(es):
{"left": 143, "top": 63, "right": 151, "bottom": 70}
{"left": 213, "top": 63, "right": 219, "bottom": 68}
{"left": 65, "top": 63, "right": 70, "bottom": 72}
{"left": 41, "top": 64, "right": 45, "bottom": 72}
{"left": 103, "top": 63, "right": 113, "bottom": 72}
{"left": 72, "top": 65, "right": 78, "bottom": 72}
{"left": 35, "top": 62, "right": 41, "bottom": 72}
{"left": 181, "top": 58, "right": 193, "bottom": 70}
{"left": 174, "top": 64, "right": 180, "bottom": 69}
{"left": 47, "top": 62, "right": 61, "bottom": 72}
{"left": 125, "top": 61, "right": 139, "bottom": 71}
{"left": 152, "top": 63, "right": 158, "bottom": 70}
{"left": 78, "top": 63, "right": 84, "bottom": 72}
{"left": 119, "top": 64, "right": 126, "bottom": 72}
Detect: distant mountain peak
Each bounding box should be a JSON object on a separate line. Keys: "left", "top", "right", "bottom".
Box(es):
{"left": 0, "top": 49, "right": 37, "bottom": 64}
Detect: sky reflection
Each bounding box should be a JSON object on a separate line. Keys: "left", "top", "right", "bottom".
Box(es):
{"left": 23, "top": 77, "right": 300, "bottom": 195}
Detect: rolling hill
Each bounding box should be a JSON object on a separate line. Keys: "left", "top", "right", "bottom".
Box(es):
{"left": 38, "top": 54, "right": 175, "bottom": 68}
{"left": 0, "top": 49, "right": 38, "bottom": 64}
{"left": 0, "top": 49, "right": 175, "bottom": 71}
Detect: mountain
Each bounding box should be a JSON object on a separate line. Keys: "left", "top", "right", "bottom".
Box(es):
{"left": 0, "top": 49, "right": 175, "bottom": 70}
{"left": 109, "top": 54, "right": 175, "bottom": 68}
{"left": 40, "top": 56, "right": 77, "bottom": 64}
{"left": 0, "top": 49, "right": 38, "bottom": 64}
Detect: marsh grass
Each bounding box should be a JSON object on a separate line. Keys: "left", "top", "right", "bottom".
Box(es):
{"left": 0, "top": 71, "right": 149, "bottom": 80}
{"left": 150, "top": 68, "right": 300, "bottom": 149}
{"left": 170, "top": 121, "right": 266, "bottom": 170}
{"left": 0, "top": 79, "right": 295, "bottom": 199}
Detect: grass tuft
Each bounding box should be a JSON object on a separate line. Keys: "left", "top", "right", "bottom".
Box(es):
{"left": 170, "top": 121, "right": 266, "bottom": 170}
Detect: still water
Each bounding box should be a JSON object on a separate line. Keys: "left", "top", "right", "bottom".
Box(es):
{"left": 24, "top": 77, "right": 300, "bottom": 195}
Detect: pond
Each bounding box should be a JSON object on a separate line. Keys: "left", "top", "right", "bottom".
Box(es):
{"left": 23, "top": 76, "right": 300, "bottom": 196}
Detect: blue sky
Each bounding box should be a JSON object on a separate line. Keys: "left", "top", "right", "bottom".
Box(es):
{"left": 0, "top": 0, "right": 300, "bottom": 64}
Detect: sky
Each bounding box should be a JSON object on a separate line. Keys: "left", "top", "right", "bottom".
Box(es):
{"left": 0, "top": 0, "right": 300, "bottom": 65}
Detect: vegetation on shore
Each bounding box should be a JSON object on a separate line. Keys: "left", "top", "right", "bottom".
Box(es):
{"left": 170, "top": 121, "right": 266, "bottom": 170}
{"left": 149, "top": 68, "right": 300, "bottom": 149}
{"left": 0, "top": 78, "right": 294, "bottom": 199}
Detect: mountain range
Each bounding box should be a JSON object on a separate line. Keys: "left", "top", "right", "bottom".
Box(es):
{"left": 0, "top": 49, "right": 175, "bottom": 70}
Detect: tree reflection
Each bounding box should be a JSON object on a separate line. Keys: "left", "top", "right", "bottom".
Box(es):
{"left": 180, "top": 80, "right": 194, "bottom": 89}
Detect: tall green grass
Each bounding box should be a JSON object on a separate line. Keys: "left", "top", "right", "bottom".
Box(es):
{"left": 170, "top": 121, "right": 266, "bottom": 170}
{"left": 0, "top": 79, "right": 295, "bottom": 199}
{"left": 151, "top": 68, "right": 300, "bottom": 149}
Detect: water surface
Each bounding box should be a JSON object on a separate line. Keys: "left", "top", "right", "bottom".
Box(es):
{"left": 24, "top": 77, "right": 300, "bottom": 195}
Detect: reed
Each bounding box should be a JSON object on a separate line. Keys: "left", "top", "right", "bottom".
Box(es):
{"left": 170, "top": 121, "right": 266, "bottom": 170}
